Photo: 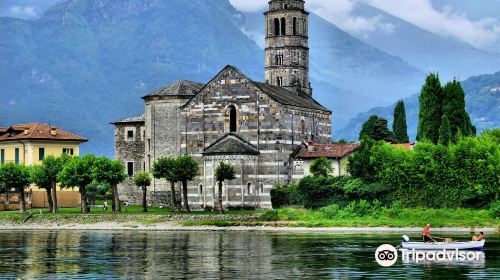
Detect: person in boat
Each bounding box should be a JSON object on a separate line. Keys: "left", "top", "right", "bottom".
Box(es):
{"left": 422, "top": 224, "right": 434, "bottom": 242}
{"left": 472, "top": 232, "right": 484, "bottom": 241}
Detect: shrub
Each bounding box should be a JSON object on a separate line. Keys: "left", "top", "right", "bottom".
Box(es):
{"left": 317, "top": 204, "right": 340, "bottom": 219}
{"left": 490, "top": 201, "right": 500, "bottom": 218}
{"left": 270, "top": 182, "right": 301, "bottom": 208}
{"left": 297, "top": 176, "right": 345, "bottom": 209}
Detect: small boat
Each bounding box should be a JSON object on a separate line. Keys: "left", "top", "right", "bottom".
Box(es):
{"left": 400, "top": 235, "right": 485, "bottom": 251}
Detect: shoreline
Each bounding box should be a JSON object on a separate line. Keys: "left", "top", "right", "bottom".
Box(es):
{"left": 0, "top": 222, "right": 497, "bottom": 234}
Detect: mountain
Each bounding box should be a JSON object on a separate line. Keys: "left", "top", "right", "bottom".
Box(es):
{"left": 0, "top": 0, "right": 426, "bottom": 156}
{"left": 349, "top": 2, "right": 500, "bottom": 81}
{"left": 336, "top": 71, "right": 500, "bottom": 141}
{"left": 0, "top": 0, "right": 263, "bottom": 156}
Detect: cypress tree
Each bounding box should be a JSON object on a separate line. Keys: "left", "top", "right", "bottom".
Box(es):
{"left": 438, "top": 115, "right": 452, "bottom": 145}
{"left": 442, "top": 79, "right": 473, "bottom": 142}
{"left": 392, "top": 100, "right": 410, "bottom": 143}
{"left": 417, "top": 73, "right": 443, "bottom": 144}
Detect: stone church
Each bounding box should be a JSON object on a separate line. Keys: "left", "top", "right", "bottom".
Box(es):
{"left": 113, "top": 0, "right": 332, "bottom": 209}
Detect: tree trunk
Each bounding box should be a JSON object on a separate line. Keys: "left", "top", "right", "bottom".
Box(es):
{"left": 51, "top": 181, "right": 58, "bottom": 213}
{"left": 142, "top": 185, "right": 148, "bottom": 212}
{"left": 80, "top": 186, "right": 88, "bottom": 213}
{"left": 182, "top": 180, "right": 190, "bottom": 212}
{"left": 19, "top": 189, "right": 26, "bottom": 213}
{"left": 112, "top": 184, "right": 120, "bottom": 213}
{"left": 170, "top": 181, "right": 178, "bottom": 211}
{"left": 218, "top": 181, "right": 224, "bottom": 213}
{"left": 45, "top": 187, "right": 53, "bottom": 212}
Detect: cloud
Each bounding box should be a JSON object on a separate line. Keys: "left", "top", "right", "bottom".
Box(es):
{"left": 366, "top": 0, "right": 500, "bottom": 48}
{"left": 228, "top": 0, "right": 500, "bottom": 49}
{"left": 307, "top": 0, "right": 394, "bottom": 37}
{"left": 228, "top": 0, "right": 267, "bottom": 12}
{"left": 8, "top": 5, "right": 37, "bottom": 18}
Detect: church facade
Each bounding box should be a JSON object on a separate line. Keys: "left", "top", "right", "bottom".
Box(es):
{"left": 113, "top": 0, "right": 332, "bottom": 209}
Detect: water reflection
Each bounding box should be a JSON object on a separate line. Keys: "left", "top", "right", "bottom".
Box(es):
{"left": 0, "top": 231, "right": 498, "bottom": 279}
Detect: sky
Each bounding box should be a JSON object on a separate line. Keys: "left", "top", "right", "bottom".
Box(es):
{"left": 1, "top": 0, "right": 499, "bottom": 50}
{"left": 229, "top": 0, "right": 500, "bottom": 50}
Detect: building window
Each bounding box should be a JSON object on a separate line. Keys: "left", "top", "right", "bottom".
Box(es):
{"left": 126, "top": 129, "right": 135, "bottom": 141}
{"left": 14, "top": 148, "right": 19, "bottom": 164}
{"left": 277, "top": 77, "right": 283, "bottom": 87}
{"left": 247, "top": 183, "right": 252, "bottom": 194}
{"left": 140, "top": 127, "right": 146, "bottom": 141}
{"left": 293, "top": 17, "right": 297, "bottom": 35}
{"left": 127, "top": 162, "right": 134, "bottom": 177}
{"left": 300, "top": 119, "right": 306, "bottom": 135}
{"left": 227, "top": 105, "right": 237, "bottom": 133}
{"left": 199, "top": 184, "right": 203, "bottom": 194}
{"left": 39, "top": 148, "right": 45, "bottom": 161}
{"left": 0, "top": 149, "right": 4, "bottom": 165}
{"left": 147, "top": 139, "right": 151, "bottom": 151}
{"left": 280, "top": 17, "right": 286, "bottom": 35}
{"left": 63, "top": 148, "right": 74, "bottom": 155}
{"left": 274, "top": 18, "right": 280, "bottom": 35}
{"left": 260, "top": 183, "right": 264, "bottom": 194}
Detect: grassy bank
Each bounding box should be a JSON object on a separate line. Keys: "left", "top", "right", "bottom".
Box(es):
{"left": 256, "top": 207, "right": 499, "bottom": 228}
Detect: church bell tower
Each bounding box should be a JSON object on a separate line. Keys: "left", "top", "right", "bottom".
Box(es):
{"left": 264, "top": 0, "right": 311, "bottom": 96}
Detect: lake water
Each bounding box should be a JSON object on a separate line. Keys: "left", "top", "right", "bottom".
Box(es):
{"left": 0, "top": 231, "right": 498, "bottom": 279}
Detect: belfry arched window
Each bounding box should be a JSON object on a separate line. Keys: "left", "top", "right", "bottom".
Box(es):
{"left": 274, "top": 18, "right": 280, "bottom": 36}
{"left": 281, "top": 18, "right": 286, "bottom": 35}
{"left": 300, "top": 119, "right": 305, "bottom": 135}
{"left": 228, "top": 105, "right": 237, "bottom": 132}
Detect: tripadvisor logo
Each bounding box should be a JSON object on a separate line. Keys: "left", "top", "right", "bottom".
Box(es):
{"left": 375, "top": 244, "right": 482, "bottom": 267}
{"left": 375, "top": 244, "right": 398, "bottom": 267}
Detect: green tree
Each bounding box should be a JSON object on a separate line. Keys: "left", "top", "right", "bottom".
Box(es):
{"left": 347, "top": 138, "right": 377, "bottom": 182}
{"left": 41, "top": 154, "right": 71, "bottom": 213}
{"left": 417, "top": 73, "right": 443, "bottom": 144}
{"left": 359, "top": 115, "right": 393, "bottom": 142}
{"left": 92, "top": 157, "right": 127, "bottom": 213}
{"left": 58, "top": 155, "right": 96, "bottom": 213}
{"left": 30, "top": 165, "right": 53, "bottom": 211}
{"left": 442, "top": 79, "right": 473, "bottom": 141}
{"left": 152, "top": 157, "right": 180, "bottom": 210}
{"left": 438, "top": 115, "right": 452, "bottom": 145}
{"left": 309, "top": 157, "right": 334, "bottom": 177}
{"left": 359, "top": 115, "right": 378, "bottom": 140}
{"left": 174, "top": 155, "right": 199, "bottom": 212}
{"left": 214, "top": 161, "right": 235, "bottom": 213}
{"left": 392, "top": 100, "right": 410, "bottom": 144}
{"left": 134, "top": 171, "right": 151, "bottom": 212}
{"left": 0, "top": 163, "right": 31, "bottom": 213}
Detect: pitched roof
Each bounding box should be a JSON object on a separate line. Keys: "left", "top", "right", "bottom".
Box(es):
{"left": 181, "top": 65, "right": 331, "bottom": 113}
{"left": 252, "top": 82, "right": 331, "bottom": 112}
{"left": 143, "top": 80, "right": 204, "bottom": 99}
{"left": 295, "top": 142, "right": 360, "bottom": 159}
{"left": 203, "top": 133, "right": 260, "bottom": 156}
{"left": 0, "top": 123, "right": 87, "bottom": 142}
{"left": 111, "top": 114, "right": 145, "bottom": 124}
{"left": 391, "top": 142, "right": 416, "bottom": 150}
